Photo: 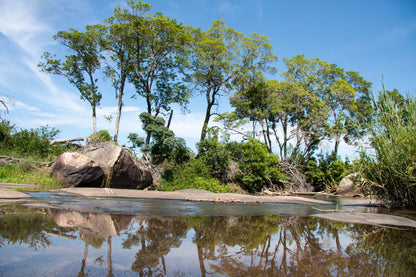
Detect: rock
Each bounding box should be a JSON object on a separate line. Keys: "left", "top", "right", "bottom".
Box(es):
{"left": 312, "top": 211, "right": 416, "bottom": 229}
{"left": 336, "top": 173, "right": 362, "bottom": 197}
{"left": 111, "top": 148, "right": 153, "bottom": 189}
{"left": 48, "top": 208, "right": 134, "bottom": 242}
{"left": 52, "top": 152, "right": 105, "bottom": 187}
{"left": 52, "top": 142, "right": 155, "bottom": 189}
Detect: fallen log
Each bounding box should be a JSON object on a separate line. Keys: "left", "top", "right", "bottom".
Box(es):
{"left": 50, "top": 137, "right": 84, "bottom": 145}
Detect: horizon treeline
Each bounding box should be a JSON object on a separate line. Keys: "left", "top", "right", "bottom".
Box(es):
{"left": 37, "top": 0, "right": 385, "bottom": 160}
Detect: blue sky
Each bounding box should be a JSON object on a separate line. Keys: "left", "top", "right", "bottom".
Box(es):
{"left": 0, "top": 0, "right": 415, "bottom": 155}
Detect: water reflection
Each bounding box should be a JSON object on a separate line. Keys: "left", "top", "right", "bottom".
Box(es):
{"left": 0, "top": 205, "right": 415, "bottom": 276}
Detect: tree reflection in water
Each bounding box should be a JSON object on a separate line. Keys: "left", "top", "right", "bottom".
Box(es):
{"left": 0, "top": 205, "right": 415, "bottom": 276}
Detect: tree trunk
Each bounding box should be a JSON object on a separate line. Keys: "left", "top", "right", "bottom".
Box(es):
{"left": 198, "top": 87, "right": 216, "bottom": 154}
{"left": 113, "top": 77, "right": 126, "bottom": 142}
{"left": 166, "top": 110, "right": 173, "bottom": 129}
{"left": 145, "top": 95, "right": 153, "bottom": 146}
{"left": 198, "top": 107, "right": 212, "bottom": 154}
{"left": 107, "top": 236, "right": 113, "bottom": 277}
{"left": 196, "top": 234, "right": 206, "bottom": 277}
{"left": 283, "top": 120, "right": 288, "bottom": 161}
{"left": 266, "top": 121, "right": 273, "bottom": 153}
{"left": 92, "top": 105, "right": 97, "bottom": 134}
{"left": 334, "top": 135, "right": 340, "bottom": 156}
{"left": 78, "top": 242, "right": 89, "bottom": 277}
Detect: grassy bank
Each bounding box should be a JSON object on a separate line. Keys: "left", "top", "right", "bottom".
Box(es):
{"left": 0, "top": 162, "right": 63, "bottom": 191}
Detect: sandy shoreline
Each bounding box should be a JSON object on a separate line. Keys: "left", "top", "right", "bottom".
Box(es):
{"left": 0, "top": 183, "right": 334, "bottom": 205}
{"left": 0, "top": 183, "right": 366, "bottom": 205}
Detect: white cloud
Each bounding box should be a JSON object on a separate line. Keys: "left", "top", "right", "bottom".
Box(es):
{"left": 10, "top": 99, "right": 41, "bottom": 112}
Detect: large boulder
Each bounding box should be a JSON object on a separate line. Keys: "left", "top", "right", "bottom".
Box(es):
{"left": 336, "top": 173, "right": 363, "bottom": 197}
{"left": 52, "top": 152, "right": 105, "bottom": 187}
{"left": 52, "top": 142, "right": 154, "bottom": 189}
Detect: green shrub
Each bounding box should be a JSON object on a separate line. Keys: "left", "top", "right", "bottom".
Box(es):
{"left": 230, "top": 138, "right": 286, "bottom": 193}
{"left": 305, "top": 152, "right": 349, "bottom": 192}
{"left": 357, "top": 89, "right": 416, "bottom": 207}
{"left": 197, "top": 128, "right": 232, "bottom": 180}
{"left": 0, "top": 121, "right": 63, "bottom": 159}
{"left": 0, "top": 120, "right": 14, "bottom": 147}
{"left": 161, "top": 159, "right": 233, "bottom": 193}
{"left": 198, "top": 130, "right": 287, "bottom": 193}
{"left": 87, "top": 130, "right": 112, "bottom": 144}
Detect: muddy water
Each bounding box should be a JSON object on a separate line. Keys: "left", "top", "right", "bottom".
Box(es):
{"left": 0, "top": 192, "right": 415, "bottom": 276}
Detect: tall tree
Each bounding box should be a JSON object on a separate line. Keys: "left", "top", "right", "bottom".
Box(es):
{"left": 119, "top": 0, "right": 191, "bottom": 146}
{"left": 283, "top": 54, "right": 371, "bottom": 156}
{"left": 39, "top": 28, "right": 102, "bottom": 134}
{"left": 90, "top": 4, "right": 136, "bottom": 142}
{"left": 188, "top": 20, "right": 277, "bottom": 152}
{"left": 227, "top": 79, "right": 321, "bottom": 161}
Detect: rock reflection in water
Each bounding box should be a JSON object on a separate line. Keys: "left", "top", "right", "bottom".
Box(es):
{"left": 0, "top": 205, "right": 415, "bottom": 276}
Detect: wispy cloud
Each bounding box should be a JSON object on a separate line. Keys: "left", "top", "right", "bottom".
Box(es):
{"left": 0, "top": 0, "right": 52, "bottom": 57}
{"left": 218, "top": 1, "right": 240, "bottom": 16}
{"left": 10, "top": 99, "right": 41, "bottom": 112}
{"left": 256, "top": 0, "right": 263, "bottom": 19}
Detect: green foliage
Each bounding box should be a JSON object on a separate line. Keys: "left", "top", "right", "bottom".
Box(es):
{"left": 127, "top": 133, "right": 144, "bottom": 149}
{"left": 87, "top": 130, "right": 112, "bottom": 144}
{"left": 230, "top": 138, "right": 286, "bottom": 193}
{"left": 357, "top": 89, "right": 416, "bottom": 207}
{"left": 305, "top": 152, "right": 349, "bottom": 192}
{"left": 198, "top": 130, "right": 286, "bottom": 193}
{"left": 161, "top": 159, "right": 233, "bottom": 193}
{"left": 197, "top": 128, "right": 232, "bottom": 180}
{"left": 0, "top": 120, "right": 14, "bottom": 148}
{"left": 139, "top": 112, "right": 191, "bottom": 164}
{"left": 0, "top": 121, "right": 64, "bottom": 159}
{"left": 189, "top": 19, "right": 277, "bottom": 146}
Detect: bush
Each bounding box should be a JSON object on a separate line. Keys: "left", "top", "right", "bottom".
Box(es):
{"left": 160, "top": 159, "right": 233, "bottom": 193}
{"left": 305, "top": 152, "right": 349, "bottom": 192}
{"left": 230, "top": 138, "right": 286, "bottom": 193}
{"left": 0, "top": 121, "right": 63, "bottom": 159}
{"left": 357, "top": 89, "right": 416, "bottom": 207}
{"left": 87, "top": 130, "right": 112, "bottom": 144}
{"left": 198, "top": 130, "right": 287, "bottom": 193}
{"left": 197, "top": 128, "right": 232, "bottom": 180}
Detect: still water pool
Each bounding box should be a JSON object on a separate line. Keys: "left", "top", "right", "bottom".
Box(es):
{"left": 0, "top": 192, "right": 415, "bottom": 276}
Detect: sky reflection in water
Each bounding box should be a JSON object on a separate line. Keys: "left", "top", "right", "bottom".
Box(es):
{"left": 0, "top": 193, "right": 415, "bottom": 276}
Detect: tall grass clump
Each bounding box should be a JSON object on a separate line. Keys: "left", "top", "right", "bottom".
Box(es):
{"left": 358, "top": 88, "right": 416, "bottom": 207}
